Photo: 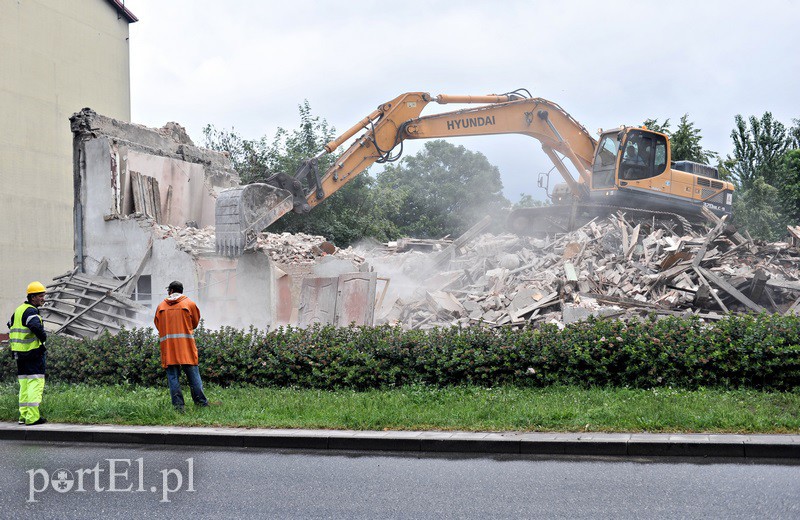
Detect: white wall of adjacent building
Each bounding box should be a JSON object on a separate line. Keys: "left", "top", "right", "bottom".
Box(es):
{"left": 0, "top": 0, "right": 133, "bottom": 322}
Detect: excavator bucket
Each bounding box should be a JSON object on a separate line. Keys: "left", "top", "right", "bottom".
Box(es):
{"left": 215, "top": 183, "right": 294, "bottom": 256}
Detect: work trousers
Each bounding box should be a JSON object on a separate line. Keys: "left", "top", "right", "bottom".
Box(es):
{"left": 165, "top": 364, "right": 208, "bottom": 409}
{"left": 16, "top": 352, "right": 46, "bottom": 424}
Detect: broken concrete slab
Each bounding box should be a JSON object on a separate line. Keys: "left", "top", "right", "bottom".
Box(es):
{"left": 366, "top": 212, "right": 800, "bottom": 330}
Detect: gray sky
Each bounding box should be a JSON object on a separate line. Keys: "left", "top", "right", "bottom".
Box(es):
{"left": 128, "top": 0, "right": 800, "bottom": 202}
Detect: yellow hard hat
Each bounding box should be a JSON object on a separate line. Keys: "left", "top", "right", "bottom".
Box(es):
{"left": 26, "top": 281, "right": 46, "bottom": 295}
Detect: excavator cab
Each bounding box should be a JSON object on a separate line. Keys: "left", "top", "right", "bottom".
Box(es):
{"left": 591, "top": 128, "right": 669, "bottom": 188}
{"left": 618, "top": 129, "right": 668, "bottom": 182}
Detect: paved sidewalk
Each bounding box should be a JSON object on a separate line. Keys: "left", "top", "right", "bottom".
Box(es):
{"left": 0, "top": 422, "right": 798, "bottom": 458}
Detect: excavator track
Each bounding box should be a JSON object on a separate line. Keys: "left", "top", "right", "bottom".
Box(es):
{"left": 508, "top": 203, "right": 699, "bottom": 237}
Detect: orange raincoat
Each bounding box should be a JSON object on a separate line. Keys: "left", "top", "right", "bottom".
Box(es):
{"left": 154, "top": 294, "right": 201, "bottom": 368}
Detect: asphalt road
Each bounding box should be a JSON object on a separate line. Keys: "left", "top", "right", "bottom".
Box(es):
{"left": 0, "top": 441, "right": 798, "bottom": 519}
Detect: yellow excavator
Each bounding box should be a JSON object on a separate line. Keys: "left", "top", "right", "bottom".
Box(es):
{"left": 215, "top": 90, "right": 734, "bottom": 255}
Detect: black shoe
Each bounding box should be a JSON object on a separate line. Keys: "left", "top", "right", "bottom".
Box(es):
{"left": 25, "top": 418, "right": 47, "bottom": 426}
{"left": 17, "top": 418, "right": 24, "bottom": 425}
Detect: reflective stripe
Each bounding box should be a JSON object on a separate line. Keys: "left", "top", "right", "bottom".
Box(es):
{"left": 19, "top": 402, "right": 40, "bottom": 407}
{"left": 10, "top": 328, "right": 30, "bottom": 334}
{"left": 25, "top": 315, "right": 41, "bottom": 327}
{"left": 9, "top": 337, "right": 37, "bottom": 344}
{"left": 159, "top": 333, "right": 194, "bottom": 341}
{"left": 18, "top": 374, "right": 45, "bottom": 379}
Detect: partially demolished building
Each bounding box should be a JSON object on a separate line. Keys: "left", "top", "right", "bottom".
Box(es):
{"left": 53, "top": 109, "right": 295, "bottom": 335}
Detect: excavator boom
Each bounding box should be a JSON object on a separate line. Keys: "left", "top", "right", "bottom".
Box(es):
{"left": 215, "top": 90, "right": 584, "bottom": 254}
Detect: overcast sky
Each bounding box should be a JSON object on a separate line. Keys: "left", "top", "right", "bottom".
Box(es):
{"left": 127, "top": 0, "right": 799, "bottom": 202}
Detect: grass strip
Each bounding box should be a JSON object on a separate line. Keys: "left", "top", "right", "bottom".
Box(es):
{"left": 1, "top": 383, "right": 798, "bottom": 434}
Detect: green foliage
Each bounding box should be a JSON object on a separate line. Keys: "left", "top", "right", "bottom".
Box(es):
{"left": 644, "top": 115, "right": 715, "bottom": 164}
{"left": 202, "top": 125, "right": 269, "bottom": 185}
{"left": 203, "top": 100, "right": 336, "bottom": 184}
{"left": 728, "top": 112, "right": 790, "bottom": 190}
{"left": 5, "top": 314, "right": 799, "bottom": 391}
{"left": 733, "top": 178, "right": 786, "bottom": 241}
{"left": 778, "top": 149, "right": 800, "bottom": 224}
{"left": 3, "top": 383, "right": 797, "bottom": 432}
{"left": 513, "top": 193, "right": 547, "bottom": 209}
{"left": 669, "top": 114, "right": 717, "bottom": 164}
{"left": 726, "top": 112, "right": 797, "bottom": 237}
{"left": 275, "top": 174, "right": 398, "bottom": 245}
{"left": 202, "top": 102, "right": 388, "bottom": 245}
{"left": 716, "top": 157, "right": 737, "bottom": 184}
{"left": 374, "top": 141, "right": 511, "bottom": 238}
{"left": 642, "top": 118, "right": 671, "bottom": 135}
{"left": 790, "top": 118, "right": 800, "bottom": 149}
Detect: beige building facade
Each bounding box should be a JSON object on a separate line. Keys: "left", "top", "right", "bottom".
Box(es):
{"left": 0, "top": 0, "right": 135, "bottom": 321}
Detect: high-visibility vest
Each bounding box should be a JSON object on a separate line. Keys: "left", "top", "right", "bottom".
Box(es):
{"left": 9, "top": 303, "right": 42, "bottom": 352}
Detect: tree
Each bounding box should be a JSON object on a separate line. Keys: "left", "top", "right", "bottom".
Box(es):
{"left": 642, "top": 118, "right": 671, "bottom": 135}
{"left": 728, "top": 112, "right": 790, "bottom": 190}
{"left": 202, "top": 102, "right": 391, "bottom": 246}
{"left": 733, "top": 178, "right": 785, "bottom": 241}
{"left": 778, "top": 149, "right": 800, "bottom": 224}
{"left": 203, "top": 100, "right": 336, "bottom": 185}
{"left": 791, "top": 118, "right": 800, "bottom": 149}
{"left": 644, "top": 115, "right": 715, "bottom": 163}
{"left": 715, "top": 158, "right": 737, "bottom": 184}
{"left": 202, "top": 125, "right": 269, "bottom": 185}
{"left": 512, "top": 193, "right": 547, "bottom": 209}
{"left": 375, "top": 140, "right": 510, "bottom": 238}
{"left": 669, "top": 114, "right": 716, "bottom": 164}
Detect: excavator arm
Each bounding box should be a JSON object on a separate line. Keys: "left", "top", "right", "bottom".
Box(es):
{"left": 306, "top": 91, "right": 597, "bottom": 210}
{"left": 215, "top": 90, "right": 598, "bottom": 255}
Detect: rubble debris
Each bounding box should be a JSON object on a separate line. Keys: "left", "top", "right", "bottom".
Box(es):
{"left": 788, "top": 225, "right": 800, "bottom": 248}
{"left": 367, "top": 213, "right": 800, "bottom": 330}
{"left": 388, "top": 237, "right": 454, "bottom": 252}
{"left": 151, "top": 224, "right": 364, "bottom": 266}
{"left": 40, "top": 268, "right": 151, "bottom": 339}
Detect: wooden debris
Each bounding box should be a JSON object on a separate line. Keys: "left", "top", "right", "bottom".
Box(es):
{"left": 41, "top": 270, "right": 151, "bottom": 339}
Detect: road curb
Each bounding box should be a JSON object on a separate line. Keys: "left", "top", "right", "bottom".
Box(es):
{"left": 1, "top": 423, "right": 798, "bottom": 458}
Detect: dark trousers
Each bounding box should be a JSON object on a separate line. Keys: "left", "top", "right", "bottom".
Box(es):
{"left": 165, "top": 364, "right": 208, "bottom": 408}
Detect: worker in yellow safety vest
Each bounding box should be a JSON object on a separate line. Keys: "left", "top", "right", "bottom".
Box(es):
{"left": 7, "top": 282, "right": 48, "bottom": 425}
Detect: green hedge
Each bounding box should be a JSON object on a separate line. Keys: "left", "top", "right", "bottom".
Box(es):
{"left": 3, "top": 314, "right": 799, "bottom": 390}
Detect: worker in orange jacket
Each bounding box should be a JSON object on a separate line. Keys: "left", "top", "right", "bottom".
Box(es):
{"left": 154, "top": 281, "right": 208, "bottom": 412}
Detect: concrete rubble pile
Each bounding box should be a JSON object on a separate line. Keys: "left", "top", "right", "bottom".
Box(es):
{"left": 372, "top": 214, "right": 800, "bottom": 330}
{"left": 152, "top": 224, "right": 364, "bottom": 265}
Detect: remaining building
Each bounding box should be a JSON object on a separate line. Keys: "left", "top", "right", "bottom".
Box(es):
{"left": 0, "top": 0, "right": 137, "bottom": 321}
